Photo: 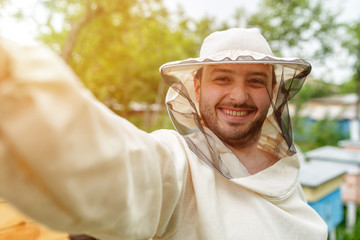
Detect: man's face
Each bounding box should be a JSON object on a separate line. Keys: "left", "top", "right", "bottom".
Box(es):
{"left": 194, "top": 63, "right": 275, "bottom": 149}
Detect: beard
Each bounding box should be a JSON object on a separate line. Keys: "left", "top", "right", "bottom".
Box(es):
{"left": 199, "top": 102, "right": 269, "bottom": 149}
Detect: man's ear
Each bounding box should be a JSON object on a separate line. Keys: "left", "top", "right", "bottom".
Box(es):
{"left": 194, "top": 77, "right": 200, "bottom": 102}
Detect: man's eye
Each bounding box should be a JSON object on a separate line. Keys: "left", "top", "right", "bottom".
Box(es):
{"left": 250, "top": 79, "right": 263, "bottom": 83}
{"left": 214, "top": 77, "right": 230, "bottom": 82}
{"left": 248, "top": 79, "right": 266, "bottom": 86}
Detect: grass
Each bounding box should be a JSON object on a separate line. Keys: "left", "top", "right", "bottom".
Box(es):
{"left": 334, "top": 205, "right": 360, "bottom": 240}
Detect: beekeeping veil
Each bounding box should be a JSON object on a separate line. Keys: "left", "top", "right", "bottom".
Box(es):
{"left": 160, "top": 28, "right": 311, "bottom": 179}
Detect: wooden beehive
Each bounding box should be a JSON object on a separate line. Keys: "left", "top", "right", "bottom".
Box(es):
{"left": 305, "top": 145, "right": 360, "bottom": 204}
{"left": 299, "top": 161, "right": 345, "bottom": 231}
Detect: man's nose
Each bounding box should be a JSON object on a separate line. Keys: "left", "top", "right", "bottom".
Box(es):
{"left": 228, "top": 82, "right": 248, "bottom": 103}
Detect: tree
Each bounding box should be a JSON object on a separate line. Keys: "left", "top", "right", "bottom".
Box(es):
{"left": 2, "top": 0, "right": 221, "bottom": 131}
{"left": 247, "top": 0, "right": 341, "bottom": 61}
{"left": 343, "top": 20, "right": 360, "bottom": 126}
{"left": 32, "top": 0, "right": 202, "bottom": 121}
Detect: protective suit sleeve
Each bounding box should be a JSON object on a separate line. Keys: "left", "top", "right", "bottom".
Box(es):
{"left": 0, "top": 39, "right": 188, "bottom": 239}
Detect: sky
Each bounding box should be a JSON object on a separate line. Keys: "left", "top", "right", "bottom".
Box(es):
{"left": 163, "top": 0, "right": 259, "bottom": 22}
{"left": 0, "top": 0, "right": 37, "bottom": 44}
{"left": 1, "top": 0, "right": 360, "bottom": 83}
{"left": 0, "top": 0, "right": 256, "bottom": 44}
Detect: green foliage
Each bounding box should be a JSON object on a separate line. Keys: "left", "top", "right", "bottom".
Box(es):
{"left": 343, "top": 21, "right": 360, "bottom": 81}
{"left": 295, "top": 117, "right": 348, "bottom": 152}
{"left": 342, "top": 20, "right": 360, "bottom": 109}
{"left": 247, "top": 0, "right": 341, "bottom": 60}
{"left": 338, "top": 76, "right": 358, "bottom": 94}
{"left": 33, "top": 0, "right": 208, "bottom": 121}
{"left": 127, "top": 109, "right": 174, "bottom": 132}
{"left": 335, "top": 206, "right": 360, "bottom": 240}
{"left": 3, "top": 0, "right": 223, "bottom": 130}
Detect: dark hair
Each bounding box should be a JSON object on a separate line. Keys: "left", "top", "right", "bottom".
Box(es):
{"left": 271, "top": 66, "right": 276, "bottom": 85}
{"left": 194, "top": 67, "right": 203, "bottom": 80}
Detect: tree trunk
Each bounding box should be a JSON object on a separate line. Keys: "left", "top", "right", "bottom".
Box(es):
{"left": 61, "top": 2, "right": 103, "bottom": 62}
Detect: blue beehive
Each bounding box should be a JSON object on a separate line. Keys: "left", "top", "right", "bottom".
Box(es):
{"left": 299, "top": 161, "right": 346, "bottom": 232}
{"left": 308, "top": 189, "right": 343, "bottom": 231}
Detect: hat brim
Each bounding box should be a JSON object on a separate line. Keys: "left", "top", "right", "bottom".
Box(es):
{"left": 160, "top": 53, "right": 311, "bottom": 80}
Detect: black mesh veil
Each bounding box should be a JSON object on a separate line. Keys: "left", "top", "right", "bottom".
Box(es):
{"left": 160, "top": 56, "right": 311, "bottom": 179}
{"left": 272, "top": 64, "right": 311, "bottom": 152}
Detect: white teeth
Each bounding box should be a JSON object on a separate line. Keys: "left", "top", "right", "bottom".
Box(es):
{"left": 224, "top": 109, "right": 248, "bottom": 116}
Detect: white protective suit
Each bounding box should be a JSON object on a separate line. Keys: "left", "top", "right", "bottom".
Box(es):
{"left": 0, "top": 38, "right": 327, "bottom": 239}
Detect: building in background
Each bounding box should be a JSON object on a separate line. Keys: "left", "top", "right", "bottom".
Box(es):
{"left": 299, "top": 93, "right": 359, "bottom": 141}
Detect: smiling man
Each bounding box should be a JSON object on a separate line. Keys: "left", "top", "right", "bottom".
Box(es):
{"left": 194, "top": 64, "right": 277, "bottom": 174}
{"left": 0, "top": 28, "right": 327, "bottom": 239}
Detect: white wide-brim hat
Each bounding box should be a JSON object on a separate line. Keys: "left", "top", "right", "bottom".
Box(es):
{"left": 160, "top": 28, "right": 311, "bottom": 84}
{"left": 160, "top": 28, "right": 310, "bottom": 150}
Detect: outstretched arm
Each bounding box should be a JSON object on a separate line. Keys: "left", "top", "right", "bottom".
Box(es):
{"left": 0, "top": 39, "right": 188, "bottom": 239}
